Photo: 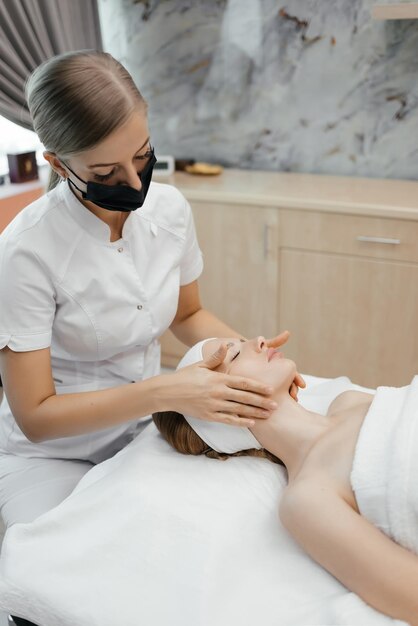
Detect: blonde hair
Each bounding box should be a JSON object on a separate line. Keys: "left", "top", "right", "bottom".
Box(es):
{"left": 153, "top": 411, "right": 284, "bottom": 466}
{"left": 25, "top": 50, "right": 148, "bottom": 191}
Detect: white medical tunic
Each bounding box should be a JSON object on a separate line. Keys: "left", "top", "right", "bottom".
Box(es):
{"left": 0, "top": 180, "right": 203, "bottom": 463}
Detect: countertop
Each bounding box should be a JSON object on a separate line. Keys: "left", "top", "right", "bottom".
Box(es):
{"left": 158, "top": 169, "right": 418, "bottom": 221}
{"left": 2, "top": 166, "right": 418, "bottom": 221}
{"left": 0, "top": 165, "right": 48, "bottom": 200}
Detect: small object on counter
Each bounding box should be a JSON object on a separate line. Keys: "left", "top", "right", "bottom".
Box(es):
{"left": 0, "top": 175, "right": 5, "bottom": 185}
{"left": 7, "top": 151, "right": 38, "bottom": 183}
{"left": 175, "top": 158, "right": 195, "bottom": 171}
{"left": 184, "top": 162, "right": 223, "bottom": 176}
{"left": 153, "top": 155, "right": 175, "bottom": 176}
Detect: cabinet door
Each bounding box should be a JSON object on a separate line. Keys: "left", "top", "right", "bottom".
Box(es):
{"left": 279, "top": 249, "right": 418, "bottom": 388}
{"left": 160, "top": 202, "right": 279, "bottom": 368}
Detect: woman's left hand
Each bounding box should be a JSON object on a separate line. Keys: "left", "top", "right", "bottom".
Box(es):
{"left": 265, "top": 330, "right": 306, "bottom": 401}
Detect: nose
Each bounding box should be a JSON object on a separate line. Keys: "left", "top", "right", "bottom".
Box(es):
{"left": 122, "top": 164, "right": 143, "bottom": 191}
{"left": 253, "top": 336, "right": 266, "bottom": 352}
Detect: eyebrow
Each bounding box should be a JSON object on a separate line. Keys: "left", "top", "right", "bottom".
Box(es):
{"left": 87, "top": 137, "right": 150, "bottom": 168}
{"left": 224, "top": 341, "right": 243, "bottom": 361}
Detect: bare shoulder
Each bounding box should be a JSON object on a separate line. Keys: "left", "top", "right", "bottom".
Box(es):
{"left": 280, "top": 475, "right": 342, "bottom": 526}
{"left": 327, "top": 390, "right": 374, "bottom": 417}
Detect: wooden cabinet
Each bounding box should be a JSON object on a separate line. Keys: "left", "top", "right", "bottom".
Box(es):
{"left": 160, "top": 201, "right": 279, "bottom": 367}
{"left": 160, "top": 170, "right": 418, "bottom": 388}
{"left": 278, "top": 210, "right": 418, "bottom": 387}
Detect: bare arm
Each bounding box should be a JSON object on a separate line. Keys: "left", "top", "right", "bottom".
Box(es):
{"left": 0, "top": 280, "right": 294, "bottom": 443}
{"left": 169, "top": 280, "right": 244, "bottom": 345}
{"left": 0, "top": 345, "right": 168, "bottom": 443}
{"left": 0, "top": 278, "right": 278, "bottom": 442}
{"left": 0, "top": 280, "right": 249, "bottom": 443}
{"left": 280, "top": 479, "right": 418, "bottom": 625}
{"left": 0, "top": 344, "right": 278, "bottom": 443}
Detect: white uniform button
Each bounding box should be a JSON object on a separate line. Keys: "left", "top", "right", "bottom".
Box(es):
{"left": 137, "top": 304, "right": 143, "bottom": 310}
{"left": 117, "top": 247, "right": 123, "bottom": 253}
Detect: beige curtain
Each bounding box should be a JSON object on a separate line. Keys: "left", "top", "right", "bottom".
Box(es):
{"left": 0, "top": 0, "right": 102, "bottom": 130}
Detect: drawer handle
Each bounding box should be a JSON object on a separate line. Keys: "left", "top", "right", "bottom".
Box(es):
{"left": 356, "top": 235, "right": 401, "bottom": 245}
{"left": 263, "top": 223, "right": 270, "bottom": 259}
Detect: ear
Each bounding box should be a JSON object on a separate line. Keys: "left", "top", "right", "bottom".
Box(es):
{"left": 43, "top": 151, "right": 68, "bottom": 179}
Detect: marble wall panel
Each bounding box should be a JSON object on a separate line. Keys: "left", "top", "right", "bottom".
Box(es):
{"left": 97, "top": 0, "right": 418, "bottom": 179}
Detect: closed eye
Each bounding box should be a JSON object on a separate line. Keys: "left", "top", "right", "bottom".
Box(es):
{"left": 135, "top": 150, "right": 153, "bottom": 161}
{"left": 231, "top": 350, "right": 240, "bottom": 362}
{"left": 93, "top": 170, "right": 115, "bottom": 182}
{"left": 93, "top": 149, "right": 153, "bottom": 182}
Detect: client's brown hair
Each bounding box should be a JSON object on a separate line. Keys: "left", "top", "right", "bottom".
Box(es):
{"left": 153, "top": 411, "right": 284, "bottom": 466}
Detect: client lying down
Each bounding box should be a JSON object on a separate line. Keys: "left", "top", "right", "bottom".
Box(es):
{"left": 153, "top": 336, "right": 418, "bottom": 626}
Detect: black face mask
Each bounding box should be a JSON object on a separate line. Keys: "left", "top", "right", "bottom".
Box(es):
{"left": 62, "top": 150, "right": 157, "bottom": 212}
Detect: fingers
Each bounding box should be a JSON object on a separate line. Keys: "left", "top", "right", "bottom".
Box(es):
{"left": 226, "top": 403, "right": 271, "bottom": 419}
{"left": 289, "top": 382, "right": 298, "bottom": 402}
{"left": 176, "top": 367, "right": 280, "bottom": 427}
{"left": 224, "top": 386, "right": 277, "bottom": 412}
{"left": 225, "top": 375, "right": 273, "bottom": 398}
{"left": 295, "top": 372, "right": 306, "bottom": 388}
{"left": 202, "top": 343, "right": 227, "bottom": 370}
{"left": 214, "top": 413, "right": 256, "bottom": 428}
{"left": 265, "top": 330, "right": 290, "bottom": 349}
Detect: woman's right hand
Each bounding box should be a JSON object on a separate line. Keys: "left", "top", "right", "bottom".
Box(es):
{"left": 159, "top": 343, "right": 277, "bottom": 427}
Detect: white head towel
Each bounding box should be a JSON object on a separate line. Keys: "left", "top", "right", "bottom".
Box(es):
{"left": 177, "top": 339, "right": 263, "bottom": 454}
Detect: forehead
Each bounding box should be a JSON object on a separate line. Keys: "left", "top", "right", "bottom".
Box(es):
{"left": 75, "top": 110, "right": 149, "bottom": 163}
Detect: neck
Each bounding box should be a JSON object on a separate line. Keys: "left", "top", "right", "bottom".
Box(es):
{"left": 68, "top": 183, "right": 128, "bottom": 241}
{"left": 250, "top": 393, "right": 331, "bottom": 481}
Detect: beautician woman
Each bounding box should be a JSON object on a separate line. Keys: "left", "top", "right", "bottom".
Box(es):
{"left": 0, "top": 51, "right": 302, "bottom": 529}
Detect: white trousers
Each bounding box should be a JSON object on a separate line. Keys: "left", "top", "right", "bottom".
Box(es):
{"left": 0, "top": 453, "right": 94, "bottom": 528}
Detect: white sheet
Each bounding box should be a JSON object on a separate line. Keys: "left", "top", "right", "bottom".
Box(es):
{"left": 0, "top": 375, "right": 407, "bottom": 626}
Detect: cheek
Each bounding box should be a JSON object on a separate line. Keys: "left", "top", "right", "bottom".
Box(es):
{"left": 229, "top": 360, "right": 275, "bottom": 384}
{"left": 229, "top": 358, "right": 295, "bottom": 390}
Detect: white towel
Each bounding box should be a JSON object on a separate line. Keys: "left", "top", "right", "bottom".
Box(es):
{"left": 351, "top": 375, "right": 418, "bottom": 554}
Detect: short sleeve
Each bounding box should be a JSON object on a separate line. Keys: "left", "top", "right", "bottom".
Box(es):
{"left": 0, "top": 240, "right": 55, "bottom": 351}
{"left": 180, "top": 200, "right": 204, "bottom": 286}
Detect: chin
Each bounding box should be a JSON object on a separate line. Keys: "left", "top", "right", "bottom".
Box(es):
{"left": 269, "top": 358, "right": 297, "bottom": 392}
